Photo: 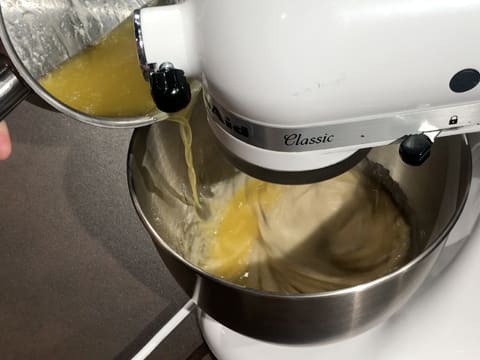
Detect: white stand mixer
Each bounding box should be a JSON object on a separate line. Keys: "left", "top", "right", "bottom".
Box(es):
{"left": 130, "top": 1, "right": 480, "bottom": 358}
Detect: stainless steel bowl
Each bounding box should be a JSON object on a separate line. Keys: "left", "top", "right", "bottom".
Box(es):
{"left": 0, "top": 0, "right": 172, "bottom": 127}
{"left": 127, "top": 101, "right": 471, "bottom": 343}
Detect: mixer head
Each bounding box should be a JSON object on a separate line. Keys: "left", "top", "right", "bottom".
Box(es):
{"left": 134, "top": 0, "right": 480, "bottom": 183}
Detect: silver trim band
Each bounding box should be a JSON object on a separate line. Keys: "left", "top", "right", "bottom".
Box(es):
{"left": 204, "top": 92, "right": 480, "bottom": 153}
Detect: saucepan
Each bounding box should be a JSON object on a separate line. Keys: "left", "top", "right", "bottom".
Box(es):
{"left": 127, "top": 99, "right": 471, "bottom": 343}
{"left": 0, "top": 0, "right": 169, "bottom": 126}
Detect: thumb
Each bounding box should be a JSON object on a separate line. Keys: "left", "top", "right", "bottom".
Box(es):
{"left": 0, "top": 120, "right": 12, "bottom": 160}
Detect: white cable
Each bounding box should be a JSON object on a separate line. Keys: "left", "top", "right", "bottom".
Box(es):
{"left": 131, "top": 299, "right": 196, "bottom": 360}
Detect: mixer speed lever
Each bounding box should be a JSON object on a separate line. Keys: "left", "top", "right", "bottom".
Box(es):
{"left": 148, "top": 62, "right": 191, "bottom": 113}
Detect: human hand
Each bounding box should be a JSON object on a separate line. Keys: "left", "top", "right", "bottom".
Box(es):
{"left": 0, "top": 121, "right": 12, "bottom": 160}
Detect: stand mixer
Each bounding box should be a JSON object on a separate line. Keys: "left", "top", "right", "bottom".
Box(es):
{"left": 129, "top": 1, "right": 480, "bottom": 358}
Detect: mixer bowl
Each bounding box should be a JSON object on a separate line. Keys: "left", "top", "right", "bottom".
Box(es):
{"left": 127, "top": 101, "right": 472, "bottom": 343}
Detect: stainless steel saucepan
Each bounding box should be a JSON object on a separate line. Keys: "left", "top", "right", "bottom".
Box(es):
{"left": 127, "top": 100, "right": 471, "bottom": 343}
{"left": 0, "top": 0, "right": 170, "bottom": 127}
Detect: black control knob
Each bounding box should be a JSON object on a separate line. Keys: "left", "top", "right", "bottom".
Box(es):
{"left": 399, "top": 134, "right": 433, "bottom": 166}
{"left": 149, "top": 64, "right": 191, "bottom": 113}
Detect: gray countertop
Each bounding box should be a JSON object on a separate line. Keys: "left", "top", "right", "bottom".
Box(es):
{"left": 0, "top": 99, "right": 211, "bottom": 359}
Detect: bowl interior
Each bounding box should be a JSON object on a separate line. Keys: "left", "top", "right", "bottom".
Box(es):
{"left": 128, "top": 99, "right": 472, "bottom": 292}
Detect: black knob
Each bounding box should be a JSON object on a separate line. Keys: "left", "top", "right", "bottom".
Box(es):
{"left": 399, "top": 134, "right": 433, "bottom": 166}
{"left": 149, "top": 65, "right": 191, "bottom": 113}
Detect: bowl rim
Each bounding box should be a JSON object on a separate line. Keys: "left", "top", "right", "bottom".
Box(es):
{"left": 127, "top": 126, "right": 473, "bottom": 300}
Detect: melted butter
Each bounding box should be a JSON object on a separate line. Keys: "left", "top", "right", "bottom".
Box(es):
{"left": 202, "top": 179, "right": 283, "bottom": 279}
{"left": 40, "top": 17, "right": 156, "bottom": 117}
{"left": 165, "top": 80, "right": 203, "bottom": 208}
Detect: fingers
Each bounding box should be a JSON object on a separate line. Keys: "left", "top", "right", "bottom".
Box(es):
{"left": 0, "top": 120, "right": 12, "bottom": 160}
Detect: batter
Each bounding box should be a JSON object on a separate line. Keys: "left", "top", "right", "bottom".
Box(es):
{"left": 198, "top": 170, "right": 411, "bottom": 293}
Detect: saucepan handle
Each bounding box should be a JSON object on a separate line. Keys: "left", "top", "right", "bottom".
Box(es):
{"left": 0, "top": 56, "right": 30, "bottom": 121}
